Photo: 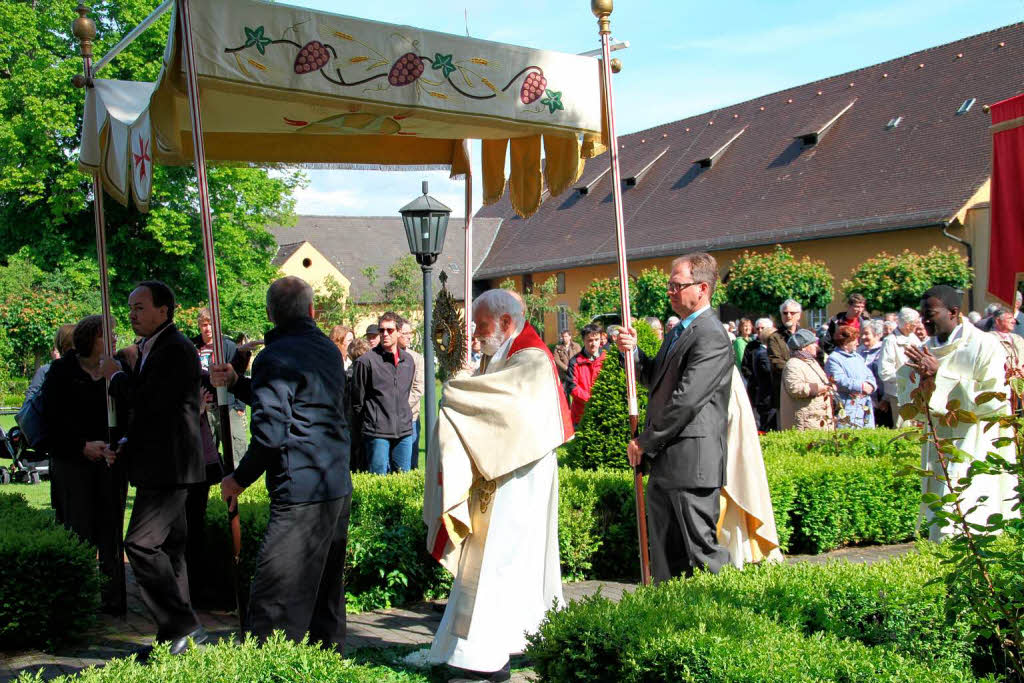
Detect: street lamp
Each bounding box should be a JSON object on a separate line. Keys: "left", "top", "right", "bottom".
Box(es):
{"left": 400, "top": 181, "right": 451, "bottom": 451}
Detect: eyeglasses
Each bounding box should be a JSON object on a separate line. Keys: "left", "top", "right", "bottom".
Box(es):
{"left": 666, "top": 281, "right": 704, "bottom": 293}
{"left": 781, "top": 310, "right": 801, "bottom": 316}
{"left": 379, "top": 327, "right": 398, "bottom": 335}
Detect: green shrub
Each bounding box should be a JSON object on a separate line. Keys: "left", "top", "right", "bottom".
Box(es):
{"left": 193, "top": 428, "right": 922, "bottom": 612}
{"left": 563, "top": 321, "right": 660, "bottom": 470}
{"left": 0, "top": 493, "right": 101, "bottom": 649}
{"left": 14, "top": 633, "right": 426, "bottom": 682}
{"left": 526, "top": 549, "right": 975, "bottom": 682}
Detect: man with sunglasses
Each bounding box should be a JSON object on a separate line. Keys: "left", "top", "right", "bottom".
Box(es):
{"left": 616, "top": 252, "right": 732, "bottom": 581}
{"left": 351, "top": 311, "right": 416, "bottom": 474}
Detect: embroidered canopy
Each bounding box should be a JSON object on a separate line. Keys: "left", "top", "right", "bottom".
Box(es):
{"left": 78, "top": 0, "right": 605, "bottom": 217}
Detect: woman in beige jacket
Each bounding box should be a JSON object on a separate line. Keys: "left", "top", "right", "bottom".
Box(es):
{"left": 780, "top": 328, "right": 834, "bottom": 430}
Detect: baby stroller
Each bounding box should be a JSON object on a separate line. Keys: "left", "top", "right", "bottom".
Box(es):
{"left": 0, "top": 422, "right": 49, "bottom": 485}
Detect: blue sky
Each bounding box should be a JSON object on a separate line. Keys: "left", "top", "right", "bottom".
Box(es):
{"left": 291, "top": 0, "right": 1023, "bottom": 217}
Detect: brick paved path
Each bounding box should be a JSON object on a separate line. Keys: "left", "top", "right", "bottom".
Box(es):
{"left": 0, "top": 544, "right": 914, "bottom": 682}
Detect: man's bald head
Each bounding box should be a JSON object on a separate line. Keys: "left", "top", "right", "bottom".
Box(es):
{"left": 266, "top": 276, "right": 314, "bottom": 325}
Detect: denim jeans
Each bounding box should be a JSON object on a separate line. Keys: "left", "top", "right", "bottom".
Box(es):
{"left": 365, "top": 434, "right": 415, "bottom": 474}
{"left": 410, "top": 419, "right": 421, "bottom": 470}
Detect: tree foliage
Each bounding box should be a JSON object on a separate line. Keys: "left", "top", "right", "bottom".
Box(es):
{"left": 725, "top": 246, "right": 833, "bottom": 315}
{"left": 0, "top": 0, "right": 303, "bottom": 343}
{"left": 578, "top": 266, "right": 727, "bottom": 326}
{"left": 500, "top": 276, "right": 559, "bottom": 338}
{"left": 841, "top": 247, "right": 973, "bottom": 313}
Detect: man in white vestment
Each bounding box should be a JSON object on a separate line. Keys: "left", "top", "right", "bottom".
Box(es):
{"left": 424, "top": 289, "right": 573, "bottom": 681}
{"left": 896, "top": 285, "right": 1019, "bottom": 542}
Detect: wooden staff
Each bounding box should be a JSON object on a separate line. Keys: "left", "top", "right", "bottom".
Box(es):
{"left": 178, "top": 0, "right": 247, "bottom": 627}
{"left": 592, "top": 0, "right": 651, "bottom": 586}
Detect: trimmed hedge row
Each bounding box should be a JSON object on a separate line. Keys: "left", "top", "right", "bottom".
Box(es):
{"left": 525, "top": 546, "right": 975, "bottom": 682}
{"left": 0, "top": 492, "right": 101, "bottom": 649}
{"left": 195, "top": 429, "right": 921, "bottom": 611}
{"left": 13, "top": 634, "right": 426, "bottom": 682}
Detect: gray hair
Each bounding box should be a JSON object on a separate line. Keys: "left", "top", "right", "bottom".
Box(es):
{"left": 897, "top": 307, "right": 920, "bottom": 326}
{"left": 779, "top": 298, "right": 802, "bottom": 313}
{"left": 266, "top": 276, "right": 314, "bottom": 325}
{"left": 643, "top": 316, "right": 662, "bottom": 328}
{"left": 1017, "top": 290, "right": 1022, "bottom": 306}
{"left": 865, "top": 319, "right": 884, "bottom": 337}
{"left": 667, "top": 316, "right": 680, "bottom": 326}
{"left": 755, "top": 317, "right": 774, "bottom": 330}
{"left": 967, "top": 311, "right": 982, "bottom": 323}
{"left": 473, "top": 289, "right": 525, "bottom": 332}
{"left": 985, "top": 303, "right": 1002, "bottom": 317}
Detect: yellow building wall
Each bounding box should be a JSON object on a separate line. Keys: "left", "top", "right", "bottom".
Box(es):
{"left": 497, "top": 224, "right": 986, "bottom": 344}
{"left": 278, "top": 242, "right": 351, "bottom": 299}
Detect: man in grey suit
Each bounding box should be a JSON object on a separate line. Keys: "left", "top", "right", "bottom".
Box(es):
{"left": 616, "top": 252, "right": 732, "bottom": 581}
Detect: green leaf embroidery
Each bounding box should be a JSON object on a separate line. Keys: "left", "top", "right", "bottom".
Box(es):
{"left": 430, "top": 53, "right": 456, "bottom": 78}
{"left": 244, "top": 26, "right": 272, "bottom": 55}
{"left": 540, "top": 89, "right": 564, "bottom": 114}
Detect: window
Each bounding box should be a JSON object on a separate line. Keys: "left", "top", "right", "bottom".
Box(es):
{"left": 957, "top": 98, "right": 976, "bottom": 115}
{"left": 523, "top": 273, "right": 534, "bottom": 293}
{"left": 556, "top": 272, "right": 566, "bottom": 294}
{"left": 807, "top": 308, "right": 828, "bottom": 329}
{"left": 302, "top": 257, "right": 312, "bottom": 268}
{"left": 886, "top": 116, "right": 902, "bottom": 129}
{"left": 557, "top": 306, "right": 570, "bottom": 335}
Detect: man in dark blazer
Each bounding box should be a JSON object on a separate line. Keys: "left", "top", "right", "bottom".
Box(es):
{"left": 616, "top": 252, "right": 732, "bottom": 582}
{"left": 101, "top": 280, "right": 206, "bottom": 653}
{"left": 213, "top": 276, "right": 352, "bottom": 653}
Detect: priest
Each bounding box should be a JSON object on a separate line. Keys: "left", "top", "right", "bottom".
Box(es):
{"left": 896, "top": 285, "right": 1019, "bottom": 542}
{"left": 424, "top": 288, "right": 573, "bottom": 681}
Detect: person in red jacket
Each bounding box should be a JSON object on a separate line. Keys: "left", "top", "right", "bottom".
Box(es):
{"left": 566, "top": 324, "right": 606, "bottom": 427}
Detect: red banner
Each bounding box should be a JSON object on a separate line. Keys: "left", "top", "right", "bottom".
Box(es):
{"left": 989, "top": 93, "right": 1024, "bottom": 305}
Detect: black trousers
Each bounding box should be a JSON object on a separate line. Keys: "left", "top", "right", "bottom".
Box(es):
{"left": 125, "top": 487, "right": 200, "bottom": 641}
{"left": 646, "top": 480, "right": 731, "bottom": 583}
{"left": 248, "top": 495, "right": 352, "bottom": 652}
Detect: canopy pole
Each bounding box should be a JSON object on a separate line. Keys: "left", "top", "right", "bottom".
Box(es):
{"left": 91, "top": 0, "right": 173, "bottom": 77}
{"left": 73, "top": 5, "right": 116, "bottom": 429}
{"left": 592, "top": 0, "right": 651, "bottom": 587}
{"left": 179, "top": 0, "right": 248, "bottom": 627}
{"left": 464, "top": 170, "right": 473, "bottom": 360}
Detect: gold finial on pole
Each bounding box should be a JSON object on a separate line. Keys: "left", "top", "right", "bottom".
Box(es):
{"left": 72, "top": 4, "right": 96, "bottom": 60}
{"left": 591, "top": 0, "right": 613, "bottom": 35}
{"left": 611, "top": 58, "right": 622, "bottom": 74}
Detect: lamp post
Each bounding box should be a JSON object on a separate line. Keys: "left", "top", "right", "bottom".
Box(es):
{"left": 400, "top": 181, "right": 452, "bottom": 449}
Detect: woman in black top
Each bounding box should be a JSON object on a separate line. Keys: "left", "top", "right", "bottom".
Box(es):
{"left": 42, "top": 315, "right": 128, "bottom": 615}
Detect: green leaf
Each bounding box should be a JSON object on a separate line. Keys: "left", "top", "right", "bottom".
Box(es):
{"left": 430, "top": 53, "right": 456, "bottom": 78}
{"left": 243, "top": 25, "right": 272, "bottom": 55}
{"left": 540, "top": 89, "right": 564, "bottom": 114}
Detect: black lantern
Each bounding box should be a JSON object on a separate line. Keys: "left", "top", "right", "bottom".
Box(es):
{"left": 400, "top": 181, "right": 452, "bottom": 266}
{"left": 399, "top": 181, "right": 451, "bottom": 449}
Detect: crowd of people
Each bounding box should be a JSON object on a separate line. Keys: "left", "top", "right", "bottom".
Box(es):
{"left": 19, "top": 264, "right": 1022, "bottom": 680}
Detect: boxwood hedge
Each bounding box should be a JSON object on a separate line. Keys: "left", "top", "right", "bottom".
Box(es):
{"left": 0, "top": 492, "right": 101, "bottom": 649}
{"left": 13, "top": 634, "right": 426, "bottom": 682}
{"left": 194, "top": 428, "right": 921, "bottom": 611}
{"left": 525, "top": 546, "right": 976, "bottom": 682}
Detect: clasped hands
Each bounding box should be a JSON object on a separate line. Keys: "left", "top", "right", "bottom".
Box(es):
{"left": 83, "top": 440, "right": 117, "bottom": 466}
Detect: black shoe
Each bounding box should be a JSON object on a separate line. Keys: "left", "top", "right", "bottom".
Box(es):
{"left": 446, "top": 663, "right": 511, "bottom": 682}
{"left": 168, "top": 626, "right": 208, "bottom": 655}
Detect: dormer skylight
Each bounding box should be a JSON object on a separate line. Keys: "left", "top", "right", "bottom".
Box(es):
{"left": 957, "top": 98, "right": 976, "bottom": 115}
{"left": 694, "top": 127, "right": 747, "bottom": 169}
{"left": 795, "top": 99, "right": 856, "bottom": 146}
{"left": 886, "top": 116, "right": 902, "bottom": 129}
{"left": 625, "top": 148, "right": 670, "bottom": 187}
{"left": 574, "top": 166, "right": 610, "bottom": 195}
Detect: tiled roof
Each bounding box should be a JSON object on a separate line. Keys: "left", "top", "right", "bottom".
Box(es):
{"left": 270, "top": 241, "right": 304, "bottom": 267}
{"left": 475, "top": 23, "right": 1024, "bottom": 278}
{"left": 270, "top": 216, "right": 502, "bottom": 301}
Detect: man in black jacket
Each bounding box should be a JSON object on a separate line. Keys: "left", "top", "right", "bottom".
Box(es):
{"left": 214, "top": 276, "right": 351, "bottom": 652}
{"left": 616, "top": 252, "right": 732, "bottom": 581}
{"left": 101, "top": 281, "right": 206, "bottom": 653}
{"left": 351, "top": 311, "right": 415, "bottom": 474}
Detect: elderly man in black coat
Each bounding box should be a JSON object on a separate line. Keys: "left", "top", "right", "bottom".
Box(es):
{"left": 617, "top": 252, "right": 732, "bottom": 582}
{"left": 101, "top": 280, "right": 207, "bottom": 654}
{"left": 213, "top": 276, "right": 351, "bottom": 652}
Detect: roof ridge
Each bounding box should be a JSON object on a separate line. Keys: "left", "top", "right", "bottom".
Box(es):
{"left": 621, "top": 21, "right": 1024, "bottom": 140}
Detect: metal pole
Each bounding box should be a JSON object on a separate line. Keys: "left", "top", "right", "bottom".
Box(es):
{"left": 592, "top": 0, "right": 651, "bottom": 586}
{"left": 73, "top": 6, "right": 116, "bottom": 428}
{"left": 179, "top": 0, "right": 247, "bottom": 626}
{"left": 91, "top": 0, "right": 173, "bottom": 77}
{"left": 422, "top": 264, "right": 438, "bottom": 448}
{"left": 464, "top": 172, "right": 474, "bottom": 360}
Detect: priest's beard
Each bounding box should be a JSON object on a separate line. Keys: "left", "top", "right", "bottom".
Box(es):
{"left": 480, "top": 332, "right": 506, "bottom": 356}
